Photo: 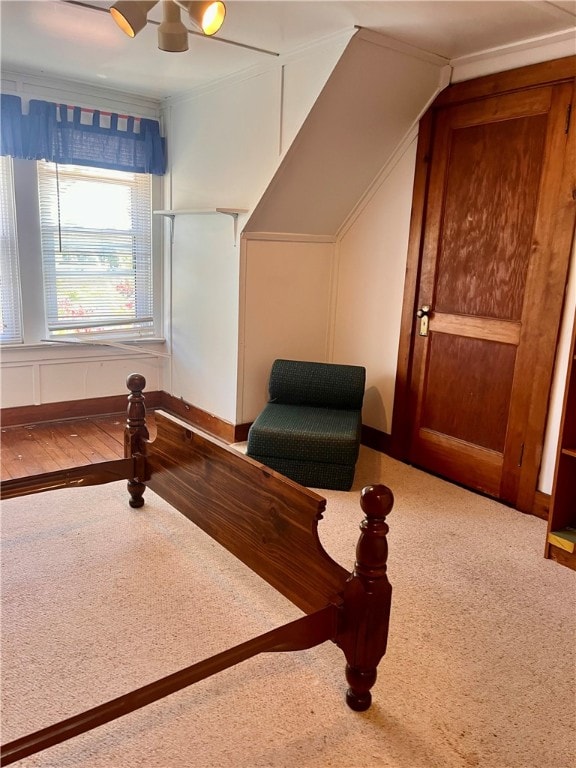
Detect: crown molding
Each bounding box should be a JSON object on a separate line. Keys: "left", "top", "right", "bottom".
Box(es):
{"left": 450, "top": 27, "right": 576, "bottom": 69}
{"left": 162, "top": 28, "right": 355, "bottom": 107}
{"left": 354, "top": 27, "right": 450, "bottom": 67}
{"left": 242, "top": 232, "right": 336, "bottom": 244}
{"left": 0, "top": 69, "right": 163, "bottom": 118}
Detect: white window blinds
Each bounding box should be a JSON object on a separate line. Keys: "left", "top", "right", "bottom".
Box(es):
{"left": 0, "top": 156, "right": 23, "bottom": 344}
{"left": 37, "top": 162, "right": 154, "bottom": 339}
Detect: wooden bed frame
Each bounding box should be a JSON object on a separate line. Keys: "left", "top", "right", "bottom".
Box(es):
{"left": 0, "top": 374, "right": 393, "bottom": 766}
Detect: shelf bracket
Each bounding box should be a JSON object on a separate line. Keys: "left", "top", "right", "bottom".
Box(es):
{"left": 216, "top": 209, "right": 241, "bottom": 246}
{"left": 164, "top": 213, "right": 176, "bottom": 245}
{"left": 153, "top": 208, "right": 247, "bottom": 246}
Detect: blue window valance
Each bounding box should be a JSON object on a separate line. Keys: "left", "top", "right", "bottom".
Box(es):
{"left": 1, "top": 94, "right": 25, "bottom": 158}
{"left": 0, "top": 94, "right": 166, "bottom": 175}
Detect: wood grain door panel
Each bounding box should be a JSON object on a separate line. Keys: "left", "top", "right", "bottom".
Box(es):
{"left": 419, "top": 333, "right": 516, "bottom": 453}
{"left": 415, "top": 429, "right": 503, "bottom": 497}
{"left": 408, "top": 79, "right": 576, "bottom": 505}
{"left": 434, "top": 115, "right": 548, "bottom": 321}
{"left": 412, "top": 331, "right": 518, "bottom": 497}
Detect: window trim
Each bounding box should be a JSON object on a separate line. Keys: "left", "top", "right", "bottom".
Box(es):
{"left": 0, "top": 155, "right": 23, "bottom": 344}
{"left": 1, "top": 158, "right": 163, "bottom": 347}
{"left": 37, "top": 161, "right": 155, "bottom": 340}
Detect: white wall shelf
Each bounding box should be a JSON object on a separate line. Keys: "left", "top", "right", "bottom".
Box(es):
{"left": 154, "top": 208, "right": 249, "bottom": 245}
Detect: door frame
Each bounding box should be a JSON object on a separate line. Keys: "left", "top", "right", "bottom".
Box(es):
{"left": 390, "top": 56, "right": 576, "bottom": 514}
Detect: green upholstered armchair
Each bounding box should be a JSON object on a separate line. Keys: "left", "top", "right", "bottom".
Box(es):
{"left": 246, "top": 359, "right": 366, "bottom": 491}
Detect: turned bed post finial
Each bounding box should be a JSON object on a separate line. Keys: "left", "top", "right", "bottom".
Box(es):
{"left": 338, "top": 483, "right": 393, "bottom": 712}
{"left": 124, "top": 373, "right": 149, "bottom": 509}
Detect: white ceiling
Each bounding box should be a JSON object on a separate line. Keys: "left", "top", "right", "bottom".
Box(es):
{"left": 1, "top": 0, "right": 575, "bottom": 101}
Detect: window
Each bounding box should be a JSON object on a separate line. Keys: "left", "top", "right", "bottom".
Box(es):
{"left": 0, "top": 155, "right": 23, "bottom": 344}
{"left": 37, "top": 162, "right": 154, "bottom": 339}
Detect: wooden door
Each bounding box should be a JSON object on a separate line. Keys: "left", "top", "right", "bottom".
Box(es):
{"left": 396, "top": 69, "right": 576, "bottom": 512}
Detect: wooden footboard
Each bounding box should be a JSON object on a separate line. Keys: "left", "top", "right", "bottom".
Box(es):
{"left": 146, "top": 411, "right": 349, "bottom": 612}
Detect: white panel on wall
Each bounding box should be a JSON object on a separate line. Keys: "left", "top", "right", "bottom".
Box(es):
{"left": 38, "top": 357, "right": 162, "bottom": 403}
{"left": 40, "top": 363, "right": 90, "bottom": 402}
{"left": 239, "top": 238, "right": 334, "bottom": 423}
{"left": 1, "top": 348, "right": 166, "bottom": 408}
{"left": 332, "top": 136, "right": 419, "bottom": 434}
{"left": 1, "top": 365, "right": 36, "bottom": 408}
{"left": 169, "top": 214, "right": 240, "bottom": 423}
{"left": 167, "top": 68, "right": 281, "bottom": 212}
{"left": 85, "top": 359, "right": 162, "bottom": 399}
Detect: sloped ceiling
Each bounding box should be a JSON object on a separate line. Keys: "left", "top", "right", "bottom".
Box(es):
{"left": 245, "top": 29, "right": 446, "bottom": 237}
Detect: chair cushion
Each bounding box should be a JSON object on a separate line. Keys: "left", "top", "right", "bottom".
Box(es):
{"left": 247, "top": 403, "right": 362, "bottom": 466}
{"left": 269, "top": 359, "right": 366, "bottom": 410}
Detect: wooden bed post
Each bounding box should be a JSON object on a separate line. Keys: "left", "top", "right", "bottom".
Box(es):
{"left": 124, "top": 373, "right": 149, "bottom": 508}
{"left": 337, "top": 484, "right": 393, "bottom": 711}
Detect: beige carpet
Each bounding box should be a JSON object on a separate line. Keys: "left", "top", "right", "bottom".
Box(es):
{"left": 1, "top": 446, "right": 575, "bottom": 768}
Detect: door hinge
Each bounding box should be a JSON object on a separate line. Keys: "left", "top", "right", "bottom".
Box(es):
{"left": 565, "top": 104, "right": 572, "bottom": 135}
{"left": 518, "top": 442, "right": 525, "bottom": 467}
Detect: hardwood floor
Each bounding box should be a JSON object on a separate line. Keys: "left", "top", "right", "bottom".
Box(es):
{"left": 1, "top": 413, "right": 157, "bottom": 481}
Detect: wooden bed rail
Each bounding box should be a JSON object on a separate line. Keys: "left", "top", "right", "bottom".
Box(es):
{"left": 0, "top": 608, "right": 338, "bottom": 766}
{"left": 0, "top": 375, "right": 150, "bottom": 503}
{"left": 0, "top": 487, "right": 392, "bottom": 764}
{"left": 0, "top": 458, "right": 140, "bottom": 501}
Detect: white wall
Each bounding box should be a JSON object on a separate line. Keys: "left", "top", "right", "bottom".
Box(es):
{"left": 227, "top": 31, "right": 576, "bottom": 486}
{"left": 539, "top": 243, "right": 576, "bottom": 493}
{"left": 162, "top": 34, "right": 351, "bottom": 424}
{"left": 238, "top": 236, "right": 335, "bottom": 423}
{"left": 162, "top": 68, "right": 281, "bottom": 424}
{"left": 332, "top": 132, "right": 419, "bottom": 433}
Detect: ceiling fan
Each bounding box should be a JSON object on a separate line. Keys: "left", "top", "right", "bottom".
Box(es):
{"left": 62, "top": 0, "right": 279, "bottom": 56}
{"left": 111, "top": 0, "right": 225, "bottom": 50}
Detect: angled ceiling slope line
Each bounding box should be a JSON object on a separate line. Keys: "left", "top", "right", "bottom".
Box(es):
{"left": 244, "top": 28, "right": 448, "bottom": 238}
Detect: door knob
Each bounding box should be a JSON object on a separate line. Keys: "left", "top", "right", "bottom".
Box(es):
{"left": 416, "top": 305, "right": 430, "bottom": 336}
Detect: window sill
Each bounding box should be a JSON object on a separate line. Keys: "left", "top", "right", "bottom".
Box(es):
{"left": 1, "top": 338, "right": 169, "bottom": 364}
{"left": 1, "top": 338, "right": 166, "bottom": 351}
